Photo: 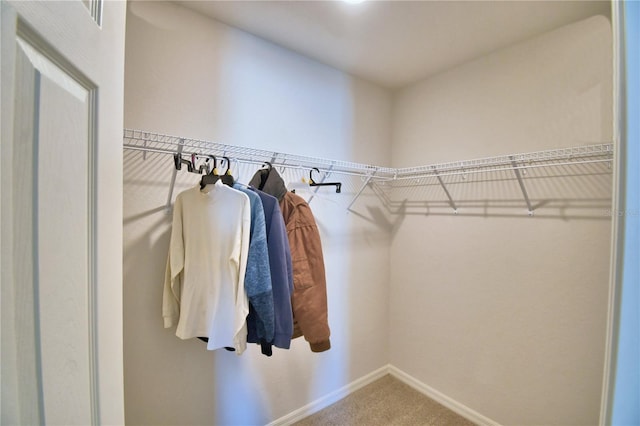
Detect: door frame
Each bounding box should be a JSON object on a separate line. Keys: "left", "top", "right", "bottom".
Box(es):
{"left": 601, "top": 1, "right": 639, "bottom": 424}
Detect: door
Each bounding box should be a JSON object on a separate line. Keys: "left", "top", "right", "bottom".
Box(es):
{"left": 1, "top": 1, "right": 125, "bottom": 424}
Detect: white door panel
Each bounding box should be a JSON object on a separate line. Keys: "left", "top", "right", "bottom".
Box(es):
{"left": 28, "top": 35, "right": 94, "bottom": 423}
{"left": 1, "top": 1, "right": 125, "bottom": 424}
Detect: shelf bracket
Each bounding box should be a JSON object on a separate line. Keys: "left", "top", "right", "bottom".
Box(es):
{"left": 165, "top": 139, "right": 185, "bottom": 212}
{"left": 510, "top": 156, "right": 533, "bottom": 216}
{"left": 346, "top": 169, "right": 377, "bottom": 210}
{"left": 143, "top": 132, "right": 148, "bottom": 160}
{"left": 434, "top": 170, "right": 458, "bottom": 214}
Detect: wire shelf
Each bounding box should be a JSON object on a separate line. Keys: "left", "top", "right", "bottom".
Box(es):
{"left": 123, "top": 129, "right": 614, "bottom": 214}
{"left": 395, "top": 143, "right": 613, "bottom": 179}
{"left": 123, "top": 129, "right": 395, "bottom": 179}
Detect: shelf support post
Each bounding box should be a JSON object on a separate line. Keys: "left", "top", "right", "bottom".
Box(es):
{"left": 142, "top": 132, "right": 148, "bottom": 160}
{"left": 165, "top": 139, "right": 185, "bottom": 212}
{"left": 510, "top": 156, "right": 534, "bottom": 216}
{"left": 434, "top": 170, "right": 458, "bottom": 214}
{"left": 346, "top": 170, "right": 377, "bottom": 210}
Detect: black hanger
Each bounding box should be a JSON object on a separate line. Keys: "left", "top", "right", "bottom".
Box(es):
{"left": 309, "top": 167, "right": 342, "bottom": 193}
{"left": 191, "top": 154, "right": 211, "bottom": 175}
{"left": 201, "top": 155, "right": 217, "bottom": 174}
{"left": 174, "top": 153, "right": 195, "bottom": 172}
{"left": 200, "top": 156, "right": 220, "bottom": 189}
{"left": 220, "top": 157, "right": 235, "bottom": 186}
{"left": 258, "top": 162, "right": 273, "bottom": 191}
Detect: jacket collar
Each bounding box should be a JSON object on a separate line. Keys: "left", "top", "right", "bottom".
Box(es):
{"left": 249, "top": 167, "right": 288, "bottom": 202}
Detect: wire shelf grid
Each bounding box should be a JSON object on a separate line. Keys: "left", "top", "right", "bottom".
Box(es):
{"left": 123, "top": 129, "right": 614, "bottom": 214}
{"left": 123, "top": 129, "right": 394, "bottom": 179}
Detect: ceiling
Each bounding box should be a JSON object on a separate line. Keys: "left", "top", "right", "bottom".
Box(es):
{"left": 175, "top": 0, "right": 611, "bottom": 89}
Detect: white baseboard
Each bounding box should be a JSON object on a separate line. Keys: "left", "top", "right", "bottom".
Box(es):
{"left": 388, "top": 365, "right": 501, "bottom": 426}
{"left": 267, "top": 365, "right": 390, "bottom": 426}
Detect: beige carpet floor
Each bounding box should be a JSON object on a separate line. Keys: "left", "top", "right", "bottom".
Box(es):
{"left": 293, "top": 374, "right": 476, "bottom": 426}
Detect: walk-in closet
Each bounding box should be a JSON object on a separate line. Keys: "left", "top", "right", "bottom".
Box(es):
{"left": 2, "top": 1, "right": 638, "bottom": 425}
{"left": 122, "top": 1, "right": 614, "bottom": 424}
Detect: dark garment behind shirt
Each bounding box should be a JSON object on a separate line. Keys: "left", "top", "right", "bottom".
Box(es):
{"left": 246, "top": 189, "right": 294, "bottom": 354}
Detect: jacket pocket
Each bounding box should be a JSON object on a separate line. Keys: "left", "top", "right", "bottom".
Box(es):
{"left": 292, "top": 258, "right": 314, "bottom": 290}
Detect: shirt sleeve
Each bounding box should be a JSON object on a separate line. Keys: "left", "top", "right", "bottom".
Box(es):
{"left": 163, "top": 195, "right": 185, "bottom": 328}
{"left": 232, "top": 194, "right": 252, "bottom": 354}
{"left": 267, "top": 200, "right": 293, "bottom": 350}
{"left": 286, "top": 199, "right": 331, "bottom": 353}
{"left": 243, "top": 195, "right": 275, "bottom": 343}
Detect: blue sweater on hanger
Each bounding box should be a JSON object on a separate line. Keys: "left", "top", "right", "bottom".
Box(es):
{"left": 233, "top": 184, "right": 275, "bottom": 346}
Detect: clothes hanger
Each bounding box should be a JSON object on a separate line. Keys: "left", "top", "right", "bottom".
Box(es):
{"left": 174, "top": 153, "right": 195, "bottom": 173}
{"left": 220, "top": 156, "right": 235, "bottom": 186}
{"left": 191, "top": 154, "right": 211, "bottom": 175}
{"left": 257, "top": 161, "right": 273, "bottom": 190}
{"left": 199, "top": 155, "right": 220, "bottom": 189}
{"left": 308, "top": 167, "right": 342, "bottom": 193}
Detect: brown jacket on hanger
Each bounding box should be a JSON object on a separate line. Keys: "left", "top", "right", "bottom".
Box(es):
{"left": 279, "top": 191, "right": 330, "bottom": 352}
{"left": 249, "top": 168, "right": 331, "bottom": 352}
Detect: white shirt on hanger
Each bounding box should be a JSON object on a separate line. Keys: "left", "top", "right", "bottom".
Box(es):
{"left": 163, "top": 180, "right": 251, "bottom": 354}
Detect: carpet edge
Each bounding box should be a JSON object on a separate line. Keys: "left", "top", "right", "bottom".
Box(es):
{"left": 388, "top": 365, "right": 502, "bottom": 426}
{"left": 266, "top": 365, "right": 391, "bottom": 426}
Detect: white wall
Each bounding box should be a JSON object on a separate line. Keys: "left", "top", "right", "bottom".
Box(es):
{"left": 123, "top": 2, "right": 391, "bottom": 425}
{"left": 390, "top": 15, "right": 613, "bottom": 426}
